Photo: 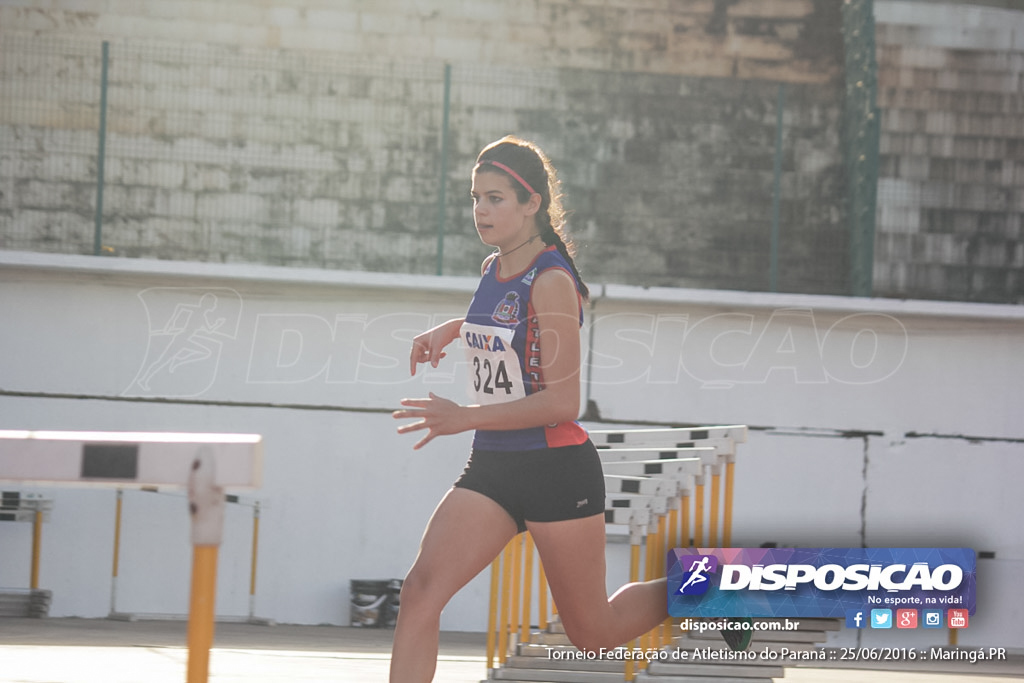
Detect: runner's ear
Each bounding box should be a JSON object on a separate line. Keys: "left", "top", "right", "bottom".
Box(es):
{"left": 523, "top": 192, "right": 541, "bottom": 216}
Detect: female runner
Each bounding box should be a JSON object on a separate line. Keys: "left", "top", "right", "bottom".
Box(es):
{"left": 389, "top": 136, "right": 670, "bottom": 682}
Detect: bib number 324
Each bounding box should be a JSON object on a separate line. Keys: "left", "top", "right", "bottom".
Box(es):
{"left": 461, "top": 322, "right": 526, "bottom": 405}
{"left": 473, "top": 356, "right": 517, "bottom": 397}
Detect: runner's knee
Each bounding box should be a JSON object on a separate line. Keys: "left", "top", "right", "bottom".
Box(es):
{"left": 561, "top": 617, "right": 619, "bottom": 653}
{"left": 398, "top": 565, "right": 451, "bottom": 615}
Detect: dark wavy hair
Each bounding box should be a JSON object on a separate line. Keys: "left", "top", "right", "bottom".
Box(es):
{"left": 475, "top": 136, "right": 589, "bottom": 301}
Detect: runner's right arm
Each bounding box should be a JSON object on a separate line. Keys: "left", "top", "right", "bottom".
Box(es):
{"left": 409, "top": 317, "right": 464, "bottom": 376}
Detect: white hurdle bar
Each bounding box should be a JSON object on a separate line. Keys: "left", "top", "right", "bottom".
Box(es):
{"left": 0, "top": 431, "right": 261, "bottom": 488}
{"left": 0, "top": 430, "right": 263, "bottom": 683}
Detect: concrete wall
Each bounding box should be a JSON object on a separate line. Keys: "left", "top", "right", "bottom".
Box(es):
{"left": 1, "top": 251, "right": 1022, "bottom": 648}
{"left": 874, "top": 0, "right": 1024, "bottom": 303}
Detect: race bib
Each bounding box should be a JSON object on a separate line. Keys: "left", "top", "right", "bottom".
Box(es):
{"left": 461, "top": 321, "right": 526, "bottom": 405}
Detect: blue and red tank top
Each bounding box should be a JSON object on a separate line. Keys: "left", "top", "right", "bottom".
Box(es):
{"left": 461, "top": 246, "right": 589, "bottom": 451}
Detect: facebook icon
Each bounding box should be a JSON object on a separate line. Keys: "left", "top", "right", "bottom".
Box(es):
{"left": 846, "top": 609, "right": 867, "bottom": 629}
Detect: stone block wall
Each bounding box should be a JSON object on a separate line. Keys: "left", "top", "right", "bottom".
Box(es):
{"left": 0, "top": 0, "right": 843, "bottom": 82}
{"left": 1, "top": 38, "right": 449, "bottom": 271}
{"left": 483, "top": 72, "right": 847, "bottom": 293}
{"left": 874, "top": 0, "right": 1024, "bottom": 302}
{"left": 1, "top": 0, "right": 851, "bottom": 293}
{"left": 38, "top": 1, "right": 1024, "bottom": 298}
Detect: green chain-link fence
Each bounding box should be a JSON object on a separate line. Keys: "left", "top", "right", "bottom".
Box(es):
{"left": 3, "top": 32, "right": 861, "bottom": 296}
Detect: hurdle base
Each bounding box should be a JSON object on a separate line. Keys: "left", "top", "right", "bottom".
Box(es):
{"left": 106, "top": 611, "right": 275, "bottom": 627}
{"left": 107, "top": 611, "right": 138, "bottom": 622}
{"left": 0, "top": 588, "right": 52, "bottom": 618}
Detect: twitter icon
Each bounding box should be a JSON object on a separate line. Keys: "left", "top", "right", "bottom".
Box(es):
{"left": 871, "top": 609, "right": 892, "bottom": 629}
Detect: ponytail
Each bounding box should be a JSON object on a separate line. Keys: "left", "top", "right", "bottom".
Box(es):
{"left": 536, "top": 209, "right": 590, "bottom": 301}
{"left": 476, "top": 136, "right": 590, "bottom": 301}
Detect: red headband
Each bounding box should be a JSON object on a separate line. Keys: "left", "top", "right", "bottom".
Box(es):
{"left": 477, "top": 160, "right": 537, "bottom": 195}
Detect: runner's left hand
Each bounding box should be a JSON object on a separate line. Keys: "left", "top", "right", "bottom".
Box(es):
{"left": 393, "top": 392, "right": 466, "bottom": 450}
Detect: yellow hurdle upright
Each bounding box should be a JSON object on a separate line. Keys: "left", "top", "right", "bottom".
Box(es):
{"left": 623, "top": 507, "right": 649, "bottom": 682}
{"left": 693, "top": 472, "right": 705, "bottom": 547}
{"left": 495, "top": 540, "right": 514, "bottom": 666}
{"left": 30, "top": 509, "right": 43, "bottom": 589}
{"left": 538, "top": 560, "right": 548, "bottom": 631}
{"left": 709, "top": 465, "right": 721, "bottom": 547}
{"left": 520, "top": 533, "right": 534, "bottom": 645}
{"left": 487, "top": 533, "right": 539, "bottom": 671}
{"left": 186, "top": 545, "right": 219, "bottom": 683}
{"left": 486, "top": 554, "right": 501, "bottom": 671}
{"left": 723, "top": 458, "right": 736, "bottom": 547}
{"left": 662, "top": 505, "right": 680, "bottom": 647}
{"left": 509, "top": 535, "right": 523, "bottom": 651}
{"left": 680, "top": 491, "right": 690, "bottom": 547}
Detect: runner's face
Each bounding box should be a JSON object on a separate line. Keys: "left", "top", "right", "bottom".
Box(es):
{"left": 471, "top": 170, "right": 535, "bottom": 249}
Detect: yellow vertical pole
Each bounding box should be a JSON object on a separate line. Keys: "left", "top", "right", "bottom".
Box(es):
{"left": 676, "top": 490, "right": 694, "bottom": 647}
{"left": 680, "top": 493, "right": 690, "bottom": 548}
{"left": 709, "top": 468, "right": 721, "bottom": 547}
{"left": 694, "top": 478, "right": 705, "bottom": 547}
{"left": 664, "top": 504, "right": 679, "bottom": 646}
{"left": 186, "top": 545, "right": 219, "bottom": 683}
{"left": 658, "top": 513, "right": 674, "bottom": 648}
{"left": 678, "top": 494, "right": 692, "bottom": 645}
{"left": 497, "top": 541, "right": 514, "bottom": 664}
{"left": 624, "top": 536, "right": 642, "bottom": 682}
{"left": 646, "top": 530, "right": 657, "bottom": 582}
{"left": 186, "top": 447, "right": 225, "bottom": 683}
{"left": 111, "top": 490, "right": 123, "bottom": 614}
{"left": 706, "top": 476, "right": 725, "bottom": 649}
{"left": 638, "top": 526, "right": 658, "bottom": 671}
{"left": 509, "top": 534, "right": 523, "bottom": 654}
{"left": 30, "top": 509, "right": 42, "bottom": 589}
{"left": 249, "top": 502, "right": 260, "bottom": 618}
{"left": 486, "top": 555, "right": 501, "bottom": 671}
{"left": 112, "top": 491, "right": 123, "bottom": 578}
{"left": 629, "top": 544, "right": 641, "bottom": 586}
{"left": 520, "top": 533, "right": 534, "bottom": 644}
{"left": 538, "top": 559, "right": 548, "bottom": 631}
{"left": 723, "top": 460, "right": 736, "bottom": 547}
{"left": 667, "top": 507, "right": 678, "bottom": 552}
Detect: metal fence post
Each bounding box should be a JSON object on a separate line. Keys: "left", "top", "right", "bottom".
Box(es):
{"left": 93, "top": 40, "right": 110, "bottom": 257}
{"left": 435, "top": 63, "right": 452, "bottom": 276}
{"left": 842, "top": 0, "right": 880, "bottom": 297}
{"left": 770, "top": 83, "right": 786, "bottom": 293}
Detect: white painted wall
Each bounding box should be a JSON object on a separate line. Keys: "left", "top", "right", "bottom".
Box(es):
{"left": 1, "top": 251, "right": 1022, "bottom": 648}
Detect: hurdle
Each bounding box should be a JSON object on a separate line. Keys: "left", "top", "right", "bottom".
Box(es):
{"left": 107, "top": 488, "right": 271, "bottom": 625}
{"left": 593, "top": 426, "right": 747, "bottom": 682}
{"left": 0, "top": 430, "right": 263, "bottom": 683}
{"left": 601, "top": 449, "right": 710, "bottom": 680}
{"left": 482, "top": 425, "right": 746, "bottom": 683}
{"left": 0, "top": 491, "right": 54, "bottom": 617}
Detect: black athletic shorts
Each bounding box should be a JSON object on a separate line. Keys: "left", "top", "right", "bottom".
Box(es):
{"left": 453, "top": 440, "right": 606, "bottom": 533}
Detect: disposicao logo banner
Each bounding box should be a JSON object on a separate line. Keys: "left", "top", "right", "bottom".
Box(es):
{"left": 667, "top": 548, "right": 976, "bottom": 618}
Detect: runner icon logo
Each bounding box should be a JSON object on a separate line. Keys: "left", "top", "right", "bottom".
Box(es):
{"left": 677, "top": 555, "right": 718, "bottom": 596}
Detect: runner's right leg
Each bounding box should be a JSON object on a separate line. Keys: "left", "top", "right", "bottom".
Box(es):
{"left": 389, "top": 487, "right": 518, "bottom": 683}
